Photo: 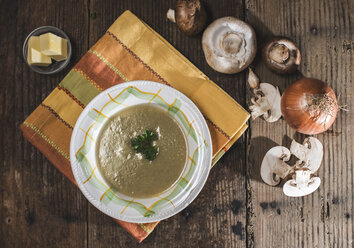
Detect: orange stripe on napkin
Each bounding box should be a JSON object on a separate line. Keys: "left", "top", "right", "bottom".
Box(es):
{"left": 91, "top": 34, "right": 168, "bottom": 85}
{"left": 74, "top": 52, "right": 126, "bottom": 89}
{"left": 25, "top": 105, "right": 72, "bottom": 156}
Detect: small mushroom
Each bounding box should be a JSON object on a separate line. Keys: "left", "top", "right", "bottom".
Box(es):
{"left": 260, "top": 146, "right": 293, "bottom": 186}
{"left": 290, "top": 137, "right": 323, "bottom": 173}
{"left": 283, "top": 170, "right": 321, "bottom": 197}
{"left": 166, "top": 0, "right": 207, "bottom": 36}
{"left": 248, "top": 69, "right": 282, "bottom": 122}
{"left": 202, "top": 17, "right": 257, "bottom": 74}
{"left": 262, "top": 37, "right": 301, "bottom": 74}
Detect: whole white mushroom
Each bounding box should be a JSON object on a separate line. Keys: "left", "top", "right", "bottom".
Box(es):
{"left": 202, "top": 17, "right": 257, "bottom": 74}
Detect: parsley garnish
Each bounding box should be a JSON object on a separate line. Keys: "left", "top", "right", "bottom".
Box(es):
{"left": 131, "top": 129, "right": 159, "bottom": 161}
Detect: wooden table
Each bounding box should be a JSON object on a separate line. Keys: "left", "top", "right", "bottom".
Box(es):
{"left": 0, "top": 0, "right": 352, "bottom": 247}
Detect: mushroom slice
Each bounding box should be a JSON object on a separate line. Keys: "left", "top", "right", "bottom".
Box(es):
{"left": 283, "top": 170, "right": 321, "bottom": 197}
{"left": 290, "top": 137, "right": 323, "bottom": 173}
{"left": 249, "top": 82, "right": 282, "bottom": 122}
{"left": 247, "top": 68, "right": 259, "bottom": 89}
{"left": 262, "top": 37, "right": 301, "bottom": 74}
{"left": 166, "top": 8, "right": 176, "bottom": 23}
{"left": 202, "top": 17, "right": 257, "bottom": 74}
{"left": 260, "top": 146, "right": 293, "bottom": 186}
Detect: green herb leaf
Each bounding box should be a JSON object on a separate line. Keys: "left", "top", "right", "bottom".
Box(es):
{"left": 131, "top": 129, "right": 159, "bottom": 161}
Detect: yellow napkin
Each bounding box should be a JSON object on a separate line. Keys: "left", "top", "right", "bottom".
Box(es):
{"left": 21, "top": 10, "right": 249, "bottom": 242}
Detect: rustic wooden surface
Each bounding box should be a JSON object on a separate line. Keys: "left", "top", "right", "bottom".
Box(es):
{"left": 0, "top": 0, "right": 352, "bottom": 247}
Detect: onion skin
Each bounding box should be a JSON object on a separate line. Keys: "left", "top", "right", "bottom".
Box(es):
{"left": 281, "top": 78, "right": 338, "bottom": 135}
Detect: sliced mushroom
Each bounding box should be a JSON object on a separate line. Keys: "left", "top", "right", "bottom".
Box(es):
{"left": 202, "top": 17, "right": 257, "bottom": 74}
{"left": 249, "top": 86, "right": 282, "bottom": 123}
{"left": 260, "top": 146, "right": 293, "bottom": 186}
{"left": 247, "top": 68, "right": 259, "bottom": 89}
{"left": 290, "top": 137, "right": 323, "bottom": 173}
{"left": 247, "top": 68, "right": 282, "bottom": 122}
{"left": 166, "top": 8, "right": 176, "bottom": 23}
{"left": 262, "top": 37, "right": 301, "bottom": 74}
{"left": 167, "top": 0, "right": 207, "bottom": 36}
{"left": 261, "top": 138, "right": 323, "bottom": 197}
{"left": 283, "top": 170, "right": 321, "bottom": 197}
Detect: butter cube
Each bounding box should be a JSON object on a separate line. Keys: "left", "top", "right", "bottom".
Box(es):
{"left": 39, "top": 32, "right": 68, "bottom": 61}
{"left": 27, "top": 36, "right": 52, "bottom": 66}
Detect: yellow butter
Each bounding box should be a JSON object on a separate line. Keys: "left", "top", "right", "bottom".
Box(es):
{"left": 27, "top": 36, "right": 52, "bottom": 66}
{"left": 39, "top": 33, "right": 68, "bottom": 61}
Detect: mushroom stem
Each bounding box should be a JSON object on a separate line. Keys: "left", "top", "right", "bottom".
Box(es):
{"left": 269, "top": 44, "right": 289, "bottom": 64}
{"left": 222, "top": 32, "right": 243, "bottom": 54}
{"left": 283, "top": 170, "right": 321, "bottom": 197}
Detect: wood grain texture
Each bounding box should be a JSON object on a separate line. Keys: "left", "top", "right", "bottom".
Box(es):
{"left": 0, "top": 0, "right": 352, "bottom": 247}
{"left": 245, "top": 0, "right": 353, "bottom": 247}
{"left": 0, "top": 0, "right": 89, "bottom": 247}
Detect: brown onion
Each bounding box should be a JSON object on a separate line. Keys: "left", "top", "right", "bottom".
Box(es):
{"left": 281, "top": 78, "right": 338, "bottom": 135}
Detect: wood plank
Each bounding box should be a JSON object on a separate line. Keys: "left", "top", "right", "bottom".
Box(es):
{"left": 1, "top": 0, "right": 351, "bottom": 247}
{"left": 87, "top": 0, "right": 248, "bottom": 247}
{"left": 0, "top": 0, "right": 89, "bottom": 247}
{"left": 245, "top": 0, "right": 353, "bottom": 247}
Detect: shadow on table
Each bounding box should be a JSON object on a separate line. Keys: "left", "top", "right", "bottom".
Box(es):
{"left": 246, "top": 12, "right": 305, "bottom": 88}
{"left": 247, "top": 134, "right": 305, "bottom": 184}
{"left": 247, "top": 136, "right": 279, "bottom": 182}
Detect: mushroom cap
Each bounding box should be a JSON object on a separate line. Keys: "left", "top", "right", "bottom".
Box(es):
{"left": 283, "top": 170, "right": 321, "bottom": 197}
{"left": 290, "top": 137, "right": 323, "bottom": 173}
{"left": 260, "top": 146, "right": 292, "bottom": 186}
{"left": 175, "top": 0, "right": 207, "bottom": 36}
{"left": 202, "top": 17, "right": 257, "bottom": 74}
{"left": 262, "top": 37, "right": 301, "bottom": 74}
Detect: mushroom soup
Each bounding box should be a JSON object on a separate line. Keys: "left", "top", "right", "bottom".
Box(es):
{"left": 96, "top": 104, "right": 187, "bottom": 198}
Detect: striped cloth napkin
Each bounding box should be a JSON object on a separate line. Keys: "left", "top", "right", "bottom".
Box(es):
{"left": 20, "top": 10, "right": 249, "bottom": 242}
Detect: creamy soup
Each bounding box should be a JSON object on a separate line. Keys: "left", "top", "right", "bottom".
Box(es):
{"left": 96, "top": 104, "right": 187, "bottom": 198}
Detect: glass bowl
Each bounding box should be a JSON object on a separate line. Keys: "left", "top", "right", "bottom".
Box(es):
{"left": 23, "top": 26, "right": 72, "bottom": 75}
